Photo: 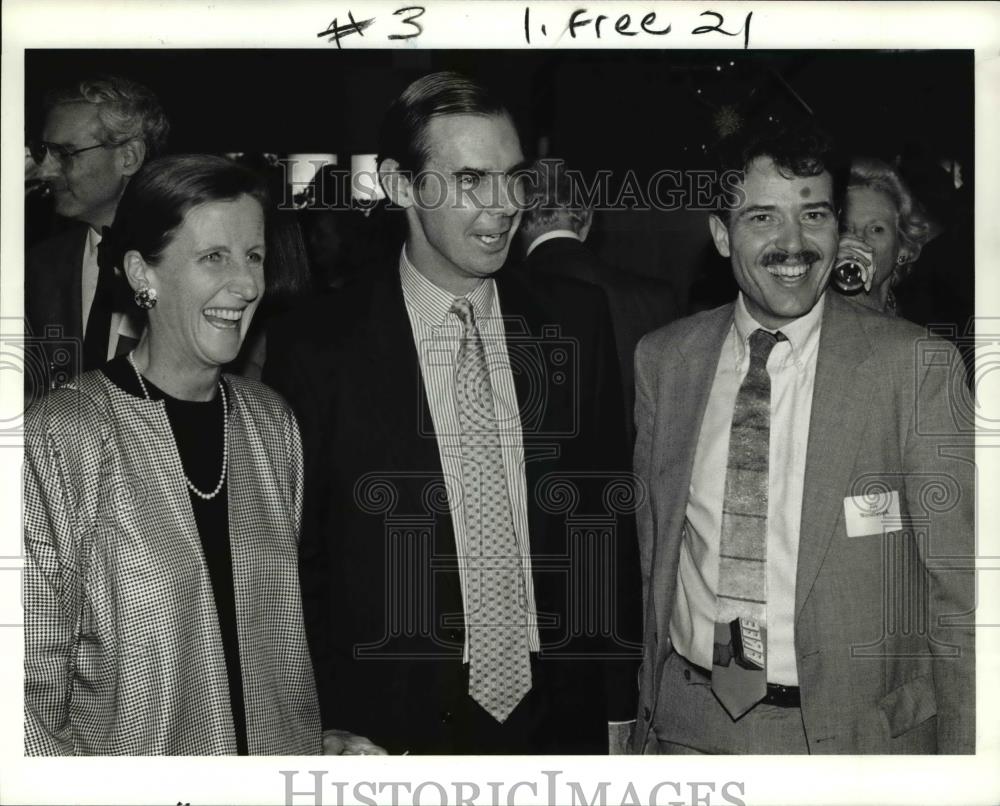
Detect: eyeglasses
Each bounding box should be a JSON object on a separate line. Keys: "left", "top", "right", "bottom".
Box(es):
{"left": 28, "top": 140, "right": 111, "bottom": 166}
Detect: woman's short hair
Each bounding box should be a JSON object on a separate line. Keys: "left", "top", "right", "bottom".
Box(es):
{"left": 376, "top": 71, "right": 510, "bottom": 177}
{"left": 109, "top": 154, "right": 309, "bottom": 309}
{"left": 848, "top": 156, "right": 936, "bottom": 267}
{"left": 109, "top": 154, "right": 266, "bottom": 267}
{"left": 45, "top": 75, "right": 169, "bottom": 158}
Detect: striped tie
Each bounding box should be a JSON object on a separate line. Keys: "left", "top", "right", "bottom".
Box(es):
{"left": 451, "top": 297, "right": 532, "bottom": 723}
{"left": 711, "top": 328, "right": 783, "bottom": 720}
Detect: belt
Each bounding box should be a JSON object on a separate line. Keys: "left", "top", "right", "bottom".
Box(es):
{"left": 677, "top": 653, "right": 801, "bottom": 708}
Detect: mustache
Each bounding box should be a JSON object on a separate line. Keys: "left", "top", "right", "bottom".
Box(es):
{"left": 761, "top": 250, "right": 821, "bottom": 267}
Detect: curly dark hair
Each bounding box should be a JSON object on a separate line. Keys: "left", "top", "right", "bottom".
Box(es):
{"left": 712, "top": 118, "right": 847, "bottom": 221}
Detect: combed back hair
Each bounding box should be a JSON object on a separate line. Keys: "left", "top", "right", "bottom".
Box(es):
{"left": 712, "top": 119, "right": 846, "bottom": 221}
{"left": 848, "top": 156, "right": 937, "bottom": 268}
{"left": 45, "top": 75, "right": 169, "bottom": 158}
{"left": 521, "top": 158, "right": 591, "bottom": 235}
{"left": 376, "top": 71, "right": 510, "bottom": 177}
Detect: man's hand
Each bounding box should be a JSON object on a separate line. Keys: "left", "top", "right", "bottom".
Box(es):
{"left": 608, "top": 720, "right": 635, "bottom": 755}
{"left": 322, "top": 728, "right": 389, "bottom": 756}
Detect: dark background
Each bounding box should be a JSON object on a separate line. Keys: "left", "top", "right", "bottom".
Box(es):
{"left": 25, "top": 49, "right": 974, "bottom": 333}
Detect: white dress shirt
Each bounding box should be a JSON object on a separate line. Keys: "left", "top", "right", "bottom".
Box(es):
{"left": 670, "top": 292, "right": 825, "bottom": 685}
{"left": 81, "top": 227, "right": 142, "bottom": 360}
{"left": 399, "top": 249, "right": 540, "bottom": 659}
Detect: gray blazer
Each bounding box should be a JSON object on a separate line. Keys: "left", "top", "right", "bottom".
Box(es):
{"left": 631, "top": 291, "right": 975, "bottom": 754}
{"left": 24, "top": 371, "right": 321, "bottom": 755}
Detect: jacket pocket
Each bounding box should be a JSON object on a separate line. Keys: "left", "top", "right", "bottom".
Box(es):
{"left": 878, "top": 675, "right": 937, "bottom": 738}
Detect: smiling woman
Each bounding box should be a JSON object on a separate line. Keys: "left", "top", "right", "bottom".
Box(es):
{"left": 22, "top": 154, "right": 322, "bottom": 755}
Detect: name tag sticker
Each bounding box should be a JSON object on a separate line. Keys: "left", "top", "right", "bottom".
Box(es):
{"left": 843, "top": 490, "right": 902, "bottom": 537}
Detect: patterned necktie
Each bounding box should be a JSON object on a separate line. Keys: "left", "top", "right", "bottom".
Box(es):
{"left": 450, "top": 297, "right": 532, "bottom": 723}
{"left": 712, "top": 328, "right": 784, "bottom": 720}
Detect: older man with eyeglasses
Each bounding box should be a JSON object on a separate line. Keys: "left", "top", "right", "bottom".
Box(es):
{"left": 25, "top": 75, "right": 169, "bottom": 397}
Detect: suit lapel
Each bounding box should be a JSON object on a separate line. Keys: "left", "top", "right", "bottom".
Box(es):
{"left": 654, "top": 304, "right": 733, "bottom": 481}
{"left": 31, "top": 227, "right": 86, "bottom": 339}
{"left": 794, "top": 293, "right": 877, "bottom": 618}
{"left": 361, "top": 270, "right": 445, "bottom": 477}
{"left": 651, "top": 304, "right": 733, "bottom": 654}
{"left": 494, "top": 272, "right": 561, "bottom": 554}
{"left": 67, "top": 231, "right": 86, "bottom": 338}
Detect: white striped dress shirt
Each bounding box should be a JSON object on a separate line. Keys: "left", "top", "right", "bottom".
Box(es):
{"left": 399, "top": 249, "right": 540, "bottom": 658}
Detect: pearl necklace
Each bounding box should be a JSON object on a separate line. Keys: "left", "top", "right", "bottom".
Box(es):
{"left": 127, "top": 351, "right": 229, "bottom": 501}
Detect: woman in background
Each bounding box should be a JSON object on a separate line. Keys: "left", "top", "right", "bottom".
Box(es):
{"left": 837, "top": 156, "right": 938, "bottom": 317}
{"left": 24, "top": 154, "right": 321, "bottom": 755}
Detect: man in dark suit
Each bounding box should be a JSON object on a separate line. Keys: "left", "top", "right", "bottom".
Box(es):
{"left": 518, "top": 157, "right": 678, "bottom": 442}
{"left": 26, "top": 76, "right": 168, "bottom": 398}
{"left": 265, "top": 72, "right": 640, "bottom": 755}
{"left": 630, "top": 122, "right": 975, "bottom": 754}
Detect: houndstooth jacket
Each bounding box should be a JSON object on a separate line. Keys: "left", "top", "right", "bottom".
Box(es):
{"left": 23, "top": 370, "right": 322, "bottom": 755}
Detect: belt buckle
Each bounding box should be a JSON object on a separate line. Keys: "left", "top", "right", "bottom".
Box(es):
{"left": 763, "top": 682, "right": 800, "bottom": 708}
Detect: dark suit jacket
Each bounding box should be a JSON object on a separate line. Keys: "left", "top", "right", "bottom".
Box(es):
{"left": 630, "top": 292, "right": 975, "bottom": 754}
{"left": 25, "top": 226, "right": 88, "bottom": 399}
{"left": 522, "top": 236, "right": 677, "bottom": 443}
{"left": 265, "top": 262, "right": 641, "bottom": 754}
{"left": 25, "top": 225, "right": 137, "bottom": 402}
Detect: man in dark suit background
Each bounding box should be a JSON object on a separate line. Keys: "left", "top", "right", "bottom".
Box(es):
{"left": 265, "top": 72, "right": 640, "bottom": 755}
{"left": 26, "top": 75, "right": 168, "bottom": 397}
{"left": 518, "top": 158, "right": 677, "bottom": 443}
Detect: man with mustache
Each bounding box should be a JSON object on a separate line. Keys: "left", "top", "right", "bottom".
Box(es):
{"left": 265, "top": 71, "right": 640, "bottom": 755}
{"left": 26, "top": 75, "right": 168, "bottom": 395}
{"left": 630, "top": 122, "right": 974, "bottom": 754}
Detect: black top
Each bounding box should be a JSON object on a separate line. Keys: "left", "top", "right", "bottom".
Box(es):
{"left": 102, "top": 357, "right": 249, "bottom": 755}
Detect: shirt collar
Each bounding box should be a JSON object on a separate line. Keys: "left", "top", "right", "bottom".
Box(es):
{"left": 86, "top": 226, "right": 102, "bottom": 257}
{"left": 399, "top": 246, "right": 496, "bottom": 326}
{"left": 526, "top": 229, "right": 581, "bottom": 256}
{"left": 733, "top": 291, "right": 826, "bottom": 368}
